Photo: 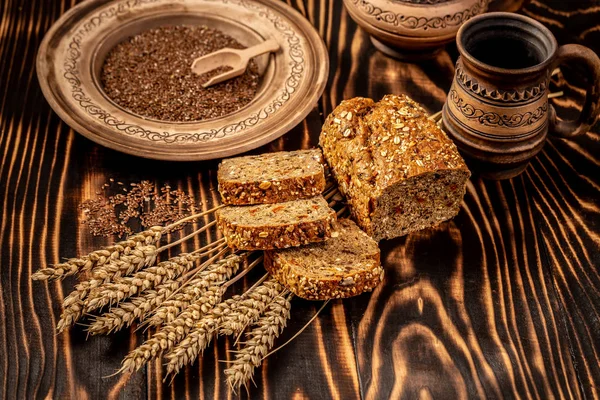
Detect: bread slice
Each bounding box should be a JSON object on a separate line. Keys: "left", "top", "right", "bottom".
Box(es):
{"left": 215, "top": 196, "right": 337, "bottom": 250}
{"left": 320, "top": 94, "right": 470, "bottom": 241}
{"left": 218, "top": 149, "right": 326, "bottom": 205}
{"left": 264, "top": 219, "right": 383, "bottom": 300}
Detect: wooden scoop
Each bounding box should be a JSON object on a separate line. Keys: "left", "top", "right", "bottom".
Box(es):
{"left": 191, "top": 39, "right": 280, "bottom": 88}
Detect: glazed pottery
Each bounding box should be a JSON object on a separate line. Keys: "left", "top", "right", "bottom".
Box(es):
{"left": 343, "top": 0, "right": 489, "bottom": 60}
{"left": 442, "top": 12, "right": 600, "bottom": 180}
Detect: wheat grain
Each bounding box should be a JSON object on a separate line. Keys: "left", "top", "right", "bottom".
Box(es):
{"left": 55, "top": 243, "right": 159, "bottom": 332}
{"left": 56, "top": 279, "right": 99, "bottom": 332}
{"left": 163, "top": 295, "right": 241, "bottom": 376}
{"left": 120, "top": 286, "right": 223, "bottom": 373}
{"left": 224, "top": 292, "right": 292, "bottom": 392}
{"left": 87, "top": 279, "right": 181, "bottom": 335}
{"left": 86, "top": 248, "right": 232, "bottom": 335}
{"left": 32, "top": 226, "right": 163, "bottom": 281}
{"left": 144, "top": 253, "right": 242, "bottom": 327}
{"left": 218, "top": 278, "right": 282, "bottom": 336}
{"left": 90, "top": 244, "right": 158, "bottom": 281}
{"left": 83, "top": 251, "right": 205, "bottom": 314}
{"left": 56, "top": 248, "right": 220, "bottom": 333}
{"left": 163, "top": 275, "right": 277, "bottom": 376}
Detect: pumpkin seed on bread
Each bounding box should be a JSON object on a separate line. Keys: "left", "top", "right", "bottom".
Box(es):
{"left": 218, "top": 149, "right": 326, "bottom": 205}
{"left": 215, "top": 196, "right": 336, "bottom": 250}
{"left": 264, "top": 219, "right": 383, "bottom": 300}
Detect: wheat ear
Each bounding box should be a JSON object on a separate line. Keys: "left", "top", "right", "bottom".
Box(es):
{"left": 56, "top": 246, "right": 221, "bottom": 333}
{"left": 32, "top": 226, "right": 163, "bottom": 281}
{"left": 224, "top": 292, "right": 293, "bottom": 392}
{"left": 218, "top": 279, "right": 283, "bottom": 336}
{"left": 119, "top": 255, "right": 257, "bottom": 373}
{"left": 120, "top": 286, "right": 224, "bottom": 373}
{"left": 83, "top": 241, "right": 225, "bottom": 315}
{"left": 143, "top": 253, "right": 244, "bottom": 327}
{"left": 87, "top": 279, "right": 182, "bottom": 335}
{"left": 85, "top": 249, "right": 229, "bottom": 336}
{"left": 163, "top": 296, "right": 239, "bottom": 376}
{"left": 56, "top": 280, "right": 99, "bottom": 333}
{"left": 163, "top": 276, "right": 279, "bottom": 376}
{"left": 54, "top": 243, "right": 161, "bottom": 332}
{"left": 91, "top": 244, "right": 159, "bottom": 282}
{"left": 83, "top": 251, "right": 208, "bottom": 314}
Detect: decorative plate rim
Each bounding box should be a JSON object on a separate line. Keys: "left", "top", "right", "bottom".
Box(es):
{"left": 36, "top": 0, "right": 329, "bottom": 161}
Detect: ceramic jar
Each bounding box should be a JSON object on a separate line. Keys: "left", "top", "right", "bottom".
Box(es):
{"left": 343, "top": 0, "right": 489, "bottom": 60}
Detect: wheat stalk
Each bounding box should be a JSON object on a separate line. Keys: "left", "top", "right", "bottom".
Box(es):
{"left": 143, "top": 253, "right": 243, "bottom": 327}
{"left": 32, "top": 226, "right": 163, "bottom": 281}
{"left": 162, "top": 206, "right": 224, "bottom": 231}
{"left": 163, "top": 276, "right": 279, "bottom": 376}
{"left": 34, "top": 206, "right": 223, "bottom": 283}
{"left": 224, "top": 292, "right": 293, "bottom": 392}
{"left": 262, "top": 300, "right": 330, "bottom": 359}
{"left": 120, "top": 286, "right": 224, "bottom": 373}
{"left": 83, "top": 251, "right": 208, "bottom": 314}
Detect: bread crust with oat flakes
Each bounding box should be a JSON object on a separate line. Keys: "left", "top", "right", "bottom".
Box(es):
{"left": 264, "top": 219, "right": 383, "bottom": 300}
{"left": 217, "top": 149, "right": 326, "bottom": 205}
{"left": 215, "top": 196, "right": 337, "bottom": 250}
{"left": 319, "top": 94, "right": 470, "bottom": 241}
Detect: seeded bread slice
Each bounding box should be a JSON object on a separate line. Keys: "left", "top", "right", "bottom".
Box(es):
{"left": 264, "top": 219, "right": 383, "bottom": 300}
{"left": 215, "top": 196, "right": 337, "bottom": 250}
{"left": 218, "top": 149, "right": 326, "bottom": 205}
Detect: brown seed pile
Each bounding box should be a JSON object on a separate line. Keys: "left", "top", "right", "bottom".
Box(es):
{"left": 80, "top": 180, "right": 198, "bottom": 237}
{"left": 101, "top": 25, "right": 260, "bottom": 122}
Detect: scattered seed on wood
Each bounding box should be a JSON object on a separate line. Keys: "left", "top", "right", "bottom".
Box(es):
{"left": 79, "top": 180, "right": 199, "bottom": 237}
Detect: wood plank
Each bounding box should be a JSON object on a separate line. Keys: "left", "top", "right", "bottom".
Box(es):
{"left": 348, "top": 178, "right": 580, "bottom": 399}
{"left": 1, "top": 0, "right": 599, "bottom": 398}
{"left": 523, "top": 0, "right": 600, "bottom": 55}
{"left": 527, "top": 136, "right": 600, "bottom": 400}
{"left": 525, "top": 112, "right": 600, "bottom": 399}
{"left": 523, "top": 3, "right": 600, "bottom": 398}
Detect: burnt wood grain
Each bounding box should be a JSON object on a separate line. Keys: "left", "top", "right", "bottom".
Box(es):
{"left": 1, "top": 0, "right": 599, "bottom": 399}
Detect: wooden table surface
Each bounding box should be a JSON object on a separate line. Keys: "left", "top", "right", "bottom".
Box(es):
{"left": 2, "top": 0, "right": 600, "bottom": 399}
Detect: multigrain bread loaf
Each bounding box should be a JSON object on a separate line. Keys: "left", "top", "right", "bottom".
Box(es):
{"left": 215, "top": 196, "right": 337, "bottom": 250}
{"left": 217, "top": 149, "right": 326, "bottom": 205}
{"left": 320, "top": 94, "right": 470, "bottom": 241}
{"left": 264, "top": 219, "right": 383, "bottom": 300}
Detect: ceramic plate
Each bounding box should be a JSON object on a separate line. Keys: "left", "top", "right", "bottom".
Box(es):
{"left": 37, "top": 0, "right": 329, "bottom": 161}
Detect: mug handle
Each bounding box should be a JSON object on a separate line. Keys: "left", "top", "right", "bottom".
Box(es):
{"left": 549, "top": 44, "right": 600, "bottom": 138}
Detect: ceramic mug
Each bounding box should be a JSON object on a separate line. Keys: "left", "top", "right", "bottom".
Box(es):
{"left": 442, "top": 12, "right": 600, "bottom": 179}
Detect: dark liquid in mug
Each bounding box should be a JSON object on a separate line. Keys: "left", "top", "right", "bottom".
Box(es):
{"left": 466, "top": 35, "right": 544, "bottom": 69}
